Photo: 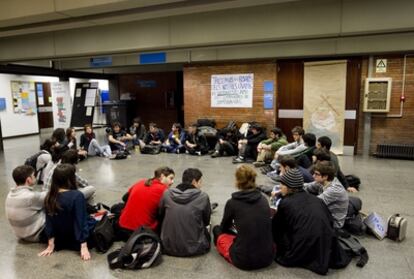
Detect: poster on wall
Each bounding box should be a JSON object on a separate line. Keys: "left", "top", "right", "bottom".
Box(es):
{"left": 50, "top": 82, "right": 72, "bottom": 129}
{"left": 10, "top": 81, "right": 37, "bottom": 115}
{"left": 303, "top": 61, "right": 347, "bottom": 154}
{"left": 211, "top": 73, "right": 254, "bottom": 108}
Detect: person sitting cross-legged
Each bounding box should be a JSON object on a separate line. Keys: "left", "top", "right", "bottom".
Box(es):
{"left": 162, "top": 123, "right": 186, "bottom": 154}
{"left": 272, "top": 168, "right": 347, "bottom": 275}
{"left": 213, "top": 165, "right": 274, "bottom": 270}
{"left": 304, "top": 161, "right": 349, "bottom": 230}
{"left": 253, "top": 127, "right": 288, "bottom": 167}
{"left": 108, "top": 122, "right": 133, "bottom": 153}
{"left": 233, "top": 123, "right": 267, "bottom": 163}
{"left": 184, "top": 124, "right": 209, "bottom": 156}
{"left": 6, "top": 165, "right": 48, "bottom": 243}
{"left": 159, "top": 168, "right": 212, "bottom": 256}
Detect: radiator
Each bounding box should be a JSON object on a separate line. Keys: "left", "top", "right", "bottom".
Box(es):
{"left": 375, "top": 144, "right": 414, "bottom": 159}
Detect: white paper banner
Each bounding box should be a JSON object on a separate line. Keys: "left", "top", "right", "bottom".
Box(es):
{"left": 211, "top": 73, "right": 254, "bottom": 108}
{"left": 51, "top": 82, "right": 72, "bottom": 129}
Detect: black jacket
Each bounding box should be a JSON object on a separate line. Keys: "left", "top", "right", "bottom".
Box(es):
{"left": 220, "top": 189, "right": 274, "bottom": 270}
{"left": 272, "top": 191, "right": 345, "bottom": 275}
{"left": 186, "top": 132, "right": 209, "bottom": 153}
{"left": 245, "top": 131, "right": 267, "bottom": 146}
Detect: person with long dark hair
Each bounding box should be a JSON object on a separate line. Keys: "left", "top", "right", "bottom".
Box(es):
{"left": 116, "top": 167, "right": 175, "bottom": 241}
{"left": 65, "top": 127, "right": 87, "bottom": 159}
{"left": 38, "top": 164, "right": 96, "bottom": 261}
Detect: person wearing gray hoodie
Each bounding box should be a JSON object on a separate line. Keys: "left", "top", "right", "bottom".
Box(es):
{"left": 158, "top": 168, "right": 211, "bottom": 257}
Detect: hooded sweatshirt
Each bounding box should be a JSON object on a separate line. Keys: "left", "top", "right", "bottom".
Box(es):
{"left": 220, "top": 189, "right": 274, "bottom": 270}
{"left": 159, "top": 183, "right": 211, "bottom": 257}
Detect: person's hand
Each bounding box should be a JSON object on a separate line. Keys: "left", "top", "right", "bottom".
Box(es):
{"left": 347, "top": 187, "right": 358, "bottom": 193}
{"left": 219, "top": 139, "right": 224, "bottom": 144}
{"left": 80, "top": 244, "right": 91, "bottom": 261}
{"left": 38, "top": 244, "right": 54, "bottom": 257}
{"left": 120, "top": 141, "right": 126, "bottom": 147}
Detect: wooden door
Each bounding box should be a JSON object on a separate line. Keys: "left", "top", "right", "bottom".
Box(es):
{"left": 36, "top": 82, "right": 53, "bottom": 129}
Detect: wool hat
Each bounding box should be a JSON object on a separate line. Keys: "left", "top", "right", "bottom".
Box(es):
{"left": 280, "top": 168, "right": 304, "bottom": 189}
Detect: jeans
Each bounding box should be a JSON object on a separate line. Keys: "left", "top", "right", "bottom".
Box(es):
{"left": 88, "top": 139, "right": 112, "bottom": 157}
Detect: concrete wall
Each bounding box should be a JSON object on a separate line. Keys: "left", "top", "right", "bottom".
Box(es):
{"left": 2, "top": 0, "right": 414, "bottom": 62}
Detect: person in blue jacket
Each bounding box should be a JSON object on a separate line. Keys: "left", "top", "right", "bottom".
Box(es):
{"left": 38, "top": 164, "right": 96, "bottom": 261}
{"left": 162, "top": 123, "right": 186, "bottom": 153}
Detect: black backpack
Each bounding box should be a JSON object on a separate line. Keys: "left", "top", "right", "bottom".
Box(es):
{"left": 24, "top": 150, "right": 48, "bottom": 175}
{"left": 107, "top": 226, "right": 161, "bottom": 270}
{"left": 344, "top": 196, "right": 366, "bottom": 235}
{"left": 345, "top": 175, "right": 361, "bottom": 190}
{"left": 92, "top": 212, "right": 115, "bottom": 253}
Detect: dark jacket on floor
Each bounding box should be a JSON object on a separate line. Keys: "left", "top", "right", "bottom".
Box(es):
{"left": 220, "top": 189, "right": 274, "bottom": 270}
{"left": 159, "top": 183, "right": 211, "bottom": 257}
{"left": 272, "top": 190, "right": 345, "bottom": 275}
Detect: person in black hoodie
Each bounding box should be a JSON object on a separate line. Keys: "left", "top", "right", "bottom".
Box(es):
{"left": 213, "top": 165, "right": 274, "bottom": 270}
{"left": 272, "top": 168, "right": 348, "bottom": 275}
{"left": 233, "top": 123, "right": 267, "bottom": 163}
{"left": 211, "top": 127, "right": 238, "bottom": 158}
{"left": 184, "top": 124, "right": 209, "bottom": 155}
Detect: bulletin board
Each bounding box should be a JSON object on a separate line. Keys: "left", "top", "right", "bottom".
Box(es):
{"left": 10, "top": 81, "right": 37, "bottom": 115}
{"left": 70, "top": 83, "right": 97, "bottom": 127}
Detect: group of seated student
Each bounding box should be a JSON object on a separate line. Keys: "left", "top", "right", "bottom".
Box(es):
{"left": 6, "top": 161, "right": 352, "bottom": 274}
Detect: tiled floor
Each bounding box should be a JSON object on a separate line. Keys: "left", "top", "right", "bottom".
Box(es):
{"left": 0, "top": 129, "right": 413, "bottom": 279}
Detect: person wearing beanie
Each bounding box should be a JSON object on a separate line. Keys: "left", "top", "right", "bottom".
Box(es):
{"left": 272, "top": 168, "right": 348, "bottom": 275}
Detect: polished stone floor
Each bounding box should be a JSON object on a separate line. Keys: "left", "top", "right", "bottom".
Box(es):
{"left": 0, "top": 129, "right": 413, "bottom": 279}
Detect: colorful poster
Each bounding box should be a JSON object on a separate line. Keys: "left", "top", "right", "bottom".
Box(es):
{"left": 50, "top": 82, "right": 72, "bottom": 129}
{"left": 10, "top": 81, "right": 37, "bottom": 115}
{"left": 303, "top": 61, "right": 347, "bottom": 154}
{"left": 211, "top": 74, "right": 254, "bottom": 108}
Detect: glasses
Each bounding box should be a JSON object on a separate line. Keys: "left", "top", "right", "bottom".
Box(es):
{"left": 313, "top": 172, "right": 322, "bottom": 176}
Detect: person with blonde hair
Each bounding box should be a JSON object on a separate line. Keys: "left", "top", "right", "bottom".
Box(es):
{"left": 213, "top": 165, "right": 274, "bottom": 270}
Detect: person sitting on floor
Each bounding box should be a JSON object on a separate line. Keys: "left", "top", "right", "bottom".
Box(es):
{"left": 39, "top": 164, "right": 96, "bottom": 261}
{"left": 210, "top": 126, "right": 238, "bottom": 158}
{"left": 213, "top": 165, "right": 274, "bottom": 270}
{"left": 162, "top": 123, "right": 186, "bottom": 153}
{"left": 304, "top": 161, "right": 349, "bottom": 229}
{"left": 51, "top": 128, "right": 69, "bottom": 153}
{"left": 79, "top": 124, "right": 112, "bottom": 158}
{"left": 65, "top": 127, "right": 88, "bottom": 160}
{"left": 116, "top": 167, "right": 175, "bottom": 241}
{"left": 129, "top": 117, "right": 146, "bottom": 146}
{"left": 139, "top": 122, "right": 165, "bottom": 153}
{"left": 272, "top": 168, "right": 346, "bottom": 275}
{"left": 159, "top": 168, "right": 211, "bottom": 257}
{"left": 253, "top": 127, "right": 288, "bottom": 167}
{"left": 316, "top": 136, "right": 355, "bottom": 192}
{"left": 233, "top": 123, "right": 267, "bottom": 163}
{"left": 108, "top": 122, "right": 133, "bottom": 153}
{"left": 43, "top": 149, "right": 96, "bottom": 205}
{"left": 6, "top": 165, "right": 47, "bottom": 243}
{"left": 37, "top": 139, "right": 57, "bottom": 184}
{"left": 184, "top": 124, "right": 209, "bottom": 156}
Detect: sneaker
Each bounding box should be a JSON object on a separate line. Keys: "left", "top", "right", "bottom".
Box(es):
{"left": 196, "top": 151, "right": 202, "bottom": 156}
{"left": 232, "top": 157, "right": 245, "bottom": 164}
{"left": 185, "top": 150, "right": 190, "bottom": 154}
{"left": 211, "top": 151, "right": 220, "bottom": 158}
{"left": 176, "top": 149, "right": 180, "bottom": 154}
{"left": 253, "top": 161, "right": 266, "bottom": 167}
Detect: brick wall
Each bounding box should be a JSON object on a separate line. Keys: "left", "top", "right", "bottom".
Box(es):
{"left": 183, "top": 63, "right": 276, "bottom": 131}
{"left": 357, "top": 55, "right": 414, "bottom": 155}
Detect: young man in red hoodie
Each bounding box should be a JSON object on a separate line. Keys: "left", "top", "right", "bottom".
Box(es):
{"left": 116, "top": 167, "right": 175, "bottom": 241}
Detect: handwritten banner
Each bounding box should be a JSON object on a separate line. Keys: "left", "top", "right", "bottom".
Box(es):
{"left": 211, "top": 73, "right": 254, "bottom": 108}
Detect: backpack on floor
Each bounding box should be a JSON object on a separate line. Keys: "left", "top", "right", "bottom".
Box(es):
{"left": 92, "top": 211, "right": 115, "bottom": 253}
{"left": 24, "top": 150, "right": 48, "bottom": 175}
{"left": 197, "top": 118, "right": 216, "bottom": 128}
{"left": 345, "top": 175, "right": 361, "bottom": 190}
{"left": 107, "top": 226, "right": 161, "bottom": 270}
{"left": 337, "top": 235, "right": 369, "bottom": 268}
{"left": 141, "top": 145, "right": 161, "bottom": 155}
{"left": 344, "top": 196, "right": 366, "bottom": 236}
